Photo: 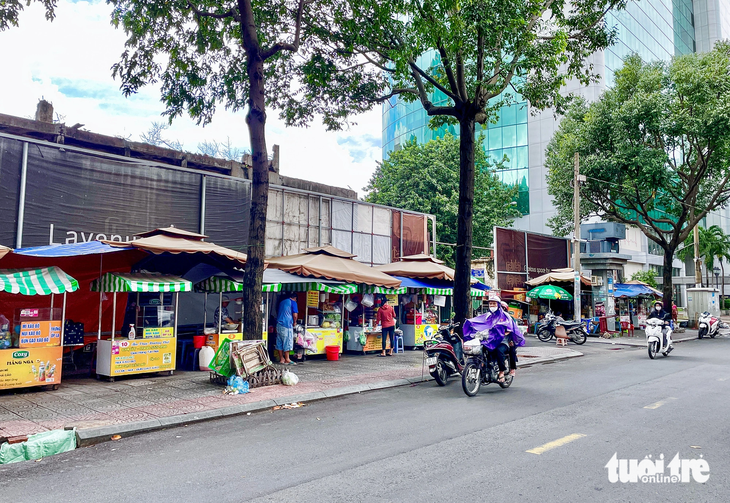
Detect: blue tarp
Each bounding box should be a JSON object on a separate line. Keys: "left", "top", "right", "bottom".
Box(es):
{"left": 393, "top": 276, "right": 452, "bottom": 289}
{"left": 613, "top": 283, "right": 662, "bottom": 298}
{"left": 13, "top": 241, "right": 133, "bottom": 257}
{"left": 470, "top": 281, "right": 491, "bottom": 291}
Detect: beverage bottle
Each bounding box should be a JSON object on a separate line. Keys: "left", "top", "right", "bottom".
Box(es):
{"left": 39, "top": 362, "right": 46, "bottom": 382}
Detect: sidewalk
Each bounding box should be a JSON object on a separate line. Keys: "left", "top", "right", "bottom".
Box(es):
{"left": 0, "top": 346, "right": 581, "bottom": 445}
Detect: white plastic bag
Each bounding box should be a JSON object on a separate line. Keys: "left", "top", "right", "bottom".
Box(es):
{"left": 361, "top": 294, "right": 375, "bottom": 307}
{"left": 282, "top": 370, "right": 299, "bottom": 386}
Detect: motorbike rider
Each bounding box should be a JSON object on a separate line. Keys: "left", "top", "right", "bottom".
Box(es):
{"left": 501, "top": 301, "right": 519, "bottom": 376}
{"left": 463, "top": 297, "right": 525, "bottom": 382}
{"left": 647, "top": 300, "right": 673, "bottom": 351}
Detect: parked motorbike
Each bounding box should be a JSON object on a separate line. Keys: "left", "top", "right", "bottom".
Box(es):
{"left": 461, "top": 337, "right": 513, "bottom": 397}
{"left": 697, "top": 311, "right": 727, "bottom": 339}
{"left": 536, "top": 311, "right": 588, "bottom": 344}
{"left": 425, "top": 322, "right": 462, "bottom": 386}
{"left": 645, "top": 317, "right": 674, "bottom": 359}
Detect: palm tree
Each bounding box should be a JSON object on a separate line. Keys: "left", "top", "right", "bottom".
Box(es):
{"left": 706, "top": 225, "right": 730, "bottom": 301}
{"left": 677, "top": 226, "right": 715, "bottom": 287}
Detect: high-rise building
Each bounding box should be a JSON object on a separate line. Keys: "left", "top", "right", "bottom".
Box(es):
{"left": 381, "top": 0, "right": 730, "bottom": 305}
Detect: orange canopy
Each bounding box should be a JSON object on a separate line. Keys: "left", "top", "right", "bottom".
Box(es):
{"left": 266, "top": 246, "right": 401, "bottom": 288}
{"left": 374, "top": 254, "right": 455, "bottom": 281}
{"left": 104, "top": 226, "right": 247, "bottom": 265}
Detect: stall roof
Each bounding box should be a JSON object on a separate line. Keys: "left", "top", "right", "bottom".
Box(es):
{"left": 12, "top": 241, "right": 134, "bottom": 257}
{"left": 613, "top": 283, "right": 663, "bottom": 298}
{"left": 393, "top": 276, "right": 486, "bottom": 296}
{"left": 92, "top": 272, "right": 192, "bottom": 293}
{"left": 104, "top": 227, "right": 247, "bottom": 265}
{"left": 0, "top": 266, "right": 79, "bottom": 295}
{"left": 525, "top": 268, "right": 592, "bottom": 287}
{"left": 196, "top": 276, "right": 281, "bottom": 293}
{"left": 266, "top": 247, "right": 401, "bottom": 288}
{"left": 374, "top": 254, "right": 455, "bottom": 281}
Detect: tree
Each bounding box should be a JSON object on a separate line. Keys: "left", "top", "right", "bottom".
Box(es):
{"left": 629, "top": 270, "right": 658, "bottom": 290}
{"left": 0, "top": 0, "right": 55, "bottom": 31}
{"left": 546, "top": 44, "right": 730, "bottom": 310}
{"left": 364, "top": 135, "right": 520, "bottom": 267}
{"left": 677, "top": 225, "right": 715, "bottom": 287}
{"left": 104, "top": 0, "right": 329, "bottom": 341}
{"left": 302, "top": 0, "right": 624, "bottom": 328}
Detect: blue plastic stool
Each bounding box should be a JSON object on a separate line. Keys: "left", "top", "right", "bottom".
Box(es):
{"left": 394, "top": 333, "right": 405, "bottom": 353}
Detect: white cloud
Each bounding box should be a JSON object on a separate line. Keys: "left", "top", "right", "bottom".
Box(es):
{"left": 0, "top": 0, "right": 382, "bottom": 197}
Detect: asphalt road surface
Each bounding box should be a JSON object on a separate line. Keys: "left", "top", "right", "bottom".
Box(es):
{"left": 2, "top": 337, "right": 729, "bottom": 503}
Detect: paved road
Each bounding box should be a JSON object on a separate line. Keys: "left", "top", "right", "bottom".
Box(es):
{"left": 2, "top": 337, "right": 729, "bottom": 502}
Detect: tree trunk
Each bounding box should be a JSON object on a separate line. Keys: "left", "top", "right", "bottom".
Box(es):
{"left": 241, "top": 45, "right": 268, "bottom": 340}
{"left": 661, "top": 247, "right": 674, "bottom": 311}
{"left": 722, "top": 261, "right": 725, "bottom": 306}
{"left": 453, "top": 116, "right": 476, "bottom": 331}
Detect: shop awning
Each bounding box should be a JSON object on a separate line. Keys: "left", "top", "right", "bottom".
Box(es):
{"left": 0, "top": 266, "right": 79, "bottom": 295}
{"left": 266, "top": 246, "right": 401, "bottom": 288}
{"left": 12, "top": 241, "right": 135, "bottom": 257}
{"left": 195, "top": 276, "right": 282, "bottom": 293}
{"left": 285, "top": 282, "right": 358, "bottom": 294}
{"left": 92, "top": 273, "right": 192, "bottom": 293}
{"left": 613, "top": 283, "right": 663, "bottom": 298}
{"left": 525, "top": 268, "right": 592, "bottom": 287}
{"left": 393, "top": 276, "right": 486, "bottom": 296}
{"left": 374, "top": 254, "right": 455, "bottom": 281}
{"left": 360, "top": 284, "right": 408, "bottom": 294}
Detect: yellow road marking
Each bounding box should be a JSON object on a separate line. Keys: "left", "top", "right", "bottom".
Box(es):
{"left": 644, "top": 397, "right": 677, "bottom": 409}
{"left": 526, "top": 433, "right": 587, "bottom": 455}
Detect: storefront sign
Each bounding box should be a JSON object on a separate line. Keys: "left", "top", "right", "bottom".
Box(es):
{"left": 143, "top": 327, "right": 174, "bottom": 338}
{"left": 415, "top": 324, "right": 438, "bottom": 346}
{"left": 109, "top": 338, "right": 175, "bottom": 376}
{"left": 385, "top": 294, "right": 398, "bottom": 305}
{"left": 19, "top": 321, "right": 61, "bottom": 348}
{"left": 0, "top": 347, "right": 63, "bottom": 390}
{"left": 306, "top": 290, "right": 319, "bottom": 308}
{"left": 494, "top": 227, "right": 570, "bottom": 290}
{"left": 20, "top": 308, "right": 39, "bottom": 318}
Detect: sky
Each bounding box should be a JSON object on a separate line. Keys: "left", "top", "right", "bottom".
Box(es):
{"left": 0, "top": 0, "right": 383, "bottom": 197}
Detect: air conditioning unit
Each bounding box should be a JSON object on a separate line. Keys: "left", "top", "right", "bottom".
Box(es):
{"left": 591, "top": 276, "right": 603, "bottom": 286}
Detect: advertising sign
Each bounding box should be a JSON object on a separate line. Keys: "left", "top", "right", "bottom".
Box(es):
{"left": 109, "top": 338, "right": 176, "bottom": 376}
{"left": 19, "top": 321, "right": 62, "bottom": 348}
{"left": 0, "top": 347, "right": 63, "bottom": 390}
{"left": 306, "top": 291, "right": 320, "bottom": 308}
{"left": 142, "top": 327, "right": 174, "bottom": 339}
{"left": 414, "top": 324, "right": 438, "bottom": 346}
{"left": 305, "top": 328, "right": 342, "bottom": 354}
{"left": 494, "top": 227, "right": 570, "bottom": 290}
{"left": 363, "top": 332, "right": 390, "bottom": 352}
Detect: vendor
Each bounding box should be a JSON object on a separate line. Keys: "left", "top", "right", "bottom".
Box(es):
{"left": 215, "top": 295, "right": 238, "bottom": 329}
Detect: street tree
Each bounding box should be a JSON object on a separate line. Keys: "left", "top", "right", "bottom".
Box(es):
{"left": 301, "top": 0, "right": 625, "bottom": 327}
{"left": 0, "top": 0, "right": 55, "bottom": 30}
{"left": 105, "top": 0, "right": 340, "bottom": 340}
{"left": 364, "top": 135, "right": 520, "bottom": 267}
{"left": 630, "top": 270, "right": 658, "bottom": 290}
{"left": 546, "top": 44, "right": 730, "bottom": 309}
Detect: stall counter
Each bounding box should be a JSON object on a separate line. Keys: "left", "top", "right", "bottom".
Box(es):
{"left": 205, "top": 331, "right": 268, "bottom": 351}
{"left": 0, "top": 347, "right": 63, "bottom": 390}
{"left": 96, "top": 337, "right": 176, "bottom": 378}
{"left": 345, "top": 327, "right": 391, "bottom": 353}
{"left": 401, "top": 324, "right": 438, "bottom": 348}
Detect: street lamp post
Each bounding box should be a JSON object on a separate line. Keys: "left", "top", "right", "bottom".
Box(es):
{"left": 714, "top": 267, "right": 720, "bottom": 292}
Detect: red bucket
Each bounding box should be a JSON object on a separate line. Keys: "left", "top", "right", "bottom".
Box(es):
{"left": 193, "top": 335, "right": 206, "bottom": 349}
{"left": 325, "top": 345, "right": 340, "bottom": 361}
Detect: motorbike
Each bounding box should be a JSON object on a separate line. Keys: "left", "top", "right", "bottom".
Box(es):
{"left": 424, "top": 322, "right": 463, "bottom": 386}
{"left": 461, "top": 336, "right": 513, "bottom": 397}
{"left": 645, "top": 317, "right": 674, "bottom": 359}
{"left": 697, "top": 311, "right": 727, "bottom": 339}
{"left": 536, "top": 311, "right": 588, "bottom": 345}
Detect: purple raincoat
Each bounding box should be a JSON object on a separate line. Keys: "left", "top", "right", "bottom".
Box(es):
{"left": 463, "top": 305, "right": 526, "bottom": 350}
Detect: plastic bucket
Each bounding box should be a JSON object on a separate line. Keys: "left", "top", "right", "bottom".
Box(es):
{"left": 325, "top": 345, "right": 340, "bottom": 361}
{"left": 193, "top": 335, "right": 206, "bottom": 349}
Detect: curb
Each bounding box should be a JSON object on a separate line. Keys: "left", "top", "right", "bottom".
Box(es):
{"left": 72, "top": 352, "right": 580, "bottom": 447}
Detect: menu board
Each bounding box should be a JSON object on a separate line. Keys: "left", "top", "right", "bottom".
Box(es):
{"left": 109, "top": 338, "right": 175, "bottom": 376}
{"left": 19, "top": 321, "right": 62, "bottom": 348}
{"left": 307, "top": 290, "right": 319, "bottom": 307}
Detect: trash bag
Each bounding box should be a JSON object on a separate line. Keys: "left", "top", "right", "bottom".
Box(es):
{"left": 358, "top": 332, "right": 367, "bottom": 347}
{"left": 0, "top": 429, "right": 77, "bottom": 464}
{"left": 282, "top": 370, "right": 299, "bottom": 386}
{"left": 343, "top": 330, "right": 350, "bottom": 342}
{"left": 225, "top": 375, "right": 250, "bottom": 395}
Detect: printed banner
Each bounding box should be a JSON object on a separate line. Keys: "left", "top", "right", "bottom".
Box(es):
{"left": 305, "top": 328, "right": 342, "bottom": 354}
{"left": 363, "top": 332, "right": 391, "bottom": 352}
{"left": 414, "top": 324, "right": 438, "bottom": 346}
{"left": 19, "top": 321, "right": 62, "bottom": 348}
{"left": 110, "top": 338, "right": 176, "bottom": 376}
{"left": 142, "top": 327, "right": 174, "bottom": 339}
{"left": 0, "top": 347, "right": 63, "bottom": 390}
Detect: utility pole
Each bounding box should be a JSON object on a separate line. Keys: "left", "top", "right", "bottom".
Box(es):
{"left": 693, "top": 224, "right": 702, "bottom": 287}
{"left": 573, "top": 153, "right": 584, "bottom": 322}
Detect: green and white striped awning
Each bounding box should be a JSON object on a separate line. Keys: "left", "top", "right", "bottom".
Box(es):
{"left": 195, "top": 276, "right": 282, "bottom": 293}
{"left": 360, "top": 284, "right": 407, "bottom": 294}
{"left": 403, "top": 287, "right": 486, "bottom": 296}
{"left": 284, "top": 282, "right": 358, "bottom": 295}
{"left": 92, "top": 273, "right": 192, "bottom": 293}
{"left": 0, "top": 267, "right": 79, "bottom": 295}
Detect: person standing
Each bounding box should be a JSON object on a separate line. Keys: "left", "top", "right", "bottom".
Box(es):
{"left": 377, "top": 297, "right": 396, "bottom": 357}
{"left": 276, "top": 293, "right": 298, "bottom": 365}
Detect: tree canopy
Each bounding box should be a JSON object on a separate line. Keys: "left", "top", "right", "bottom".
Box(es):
{"left": 365, "top": 135, "right": 519, "bottom": 267}
{"left": 546, "top": 43, "right": 730, "bottom": 307}
{"left": 629, "top": 270, "right": 658, "bottom": 290}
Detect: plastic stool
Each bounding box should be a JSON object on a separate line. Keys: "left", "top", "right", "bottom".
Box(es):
{"left": 556, "top": 336, "right": 568, "bottom": 347}
{"left": 394, "top": 334, "right": 405, "bottom": 353}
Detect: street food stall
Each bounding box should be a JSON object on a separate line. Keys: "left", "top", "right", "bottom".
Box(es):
{"left": 0, "top": 266, "right": 79, "bottom": 391}
{"left": 266, "top": 246, "right": 401, "bottom": 356}
{"left": 613, "top": 282, "right": 662, "bottom": 329}
{"left": 195, "top": 274, "right": 279, "bottom": 350}
{"left": 92, "top": 272, "right": 192, "bottom": 380}
{"left": 345, "top": 286, "right": 405, "bottom": 353}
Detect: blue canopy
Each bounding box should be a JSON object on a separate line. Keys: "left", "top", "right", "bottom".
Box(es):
{"left": 13, "top": 241, "right": 133, "bottom": 257}
{"left": 613, "top": 283, "right": 662, "bottom": 298}
{"left": 393, "top": 276, "right": 452, "bottom": 289}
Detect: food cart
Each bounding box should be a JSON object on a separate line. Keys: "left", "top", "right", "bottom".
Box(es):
{"left": 0, "top": 266, "right": 79, "bottom": 391}
{"left": 345, "top": 285, "right": 406, "bottom": 353}
{"left": 92, "top": 272, "right": 192, "bottom": 380}
{"left": 194, "top": 275, "right": 279, "bottom": 350}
